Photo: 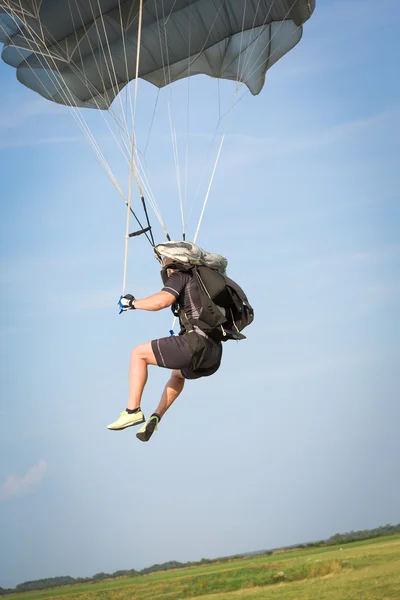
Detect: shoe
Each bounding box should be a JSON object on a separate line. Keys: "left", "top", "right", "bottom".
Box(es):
{"left": 136, "top": 415, "right": 160, "bottom": 442}
{"left": 107, "top": 410, "right": 145, "bottom": 431}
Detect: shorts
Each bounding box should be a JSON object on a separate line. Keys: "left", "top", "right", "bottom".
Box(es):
{"left": 151, "top": 331, "right": 222, "bottom": 380}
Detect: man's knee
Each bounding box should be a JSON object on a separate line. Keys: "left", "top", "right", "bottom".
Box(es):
{"left": 131, "top": 342, "right": 156, "bottom": 362}
{"left": 131, "top": 344, "right": 143, "bottom": 359}
{"left": 171, "top": 369, "right": 184, "bottom": 380}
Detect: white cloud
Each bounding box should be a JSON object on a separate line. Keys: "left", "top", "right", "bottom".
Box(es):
{"left": 0, "top": 460, "right": 48, "bottom": 501}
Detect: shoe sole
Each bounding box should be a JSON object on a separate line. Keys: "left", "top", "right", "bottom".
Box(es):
{"left": 107, "top": 417, "right": 145, "bottom": 431}
{"left": 136, "top": 431, "right": 152, "bottom": 442}
{"left": 136, "top": 422, "right": 157, "bottom": 442}
{"left": 136, "top": 430, "right": 151, "bottom": 442}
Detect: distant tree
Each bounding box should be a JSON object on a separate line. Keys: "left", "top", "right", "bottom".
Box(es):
{"left": 16, "top": 576, "right": 76, "bottom": 591}
{"left": 140, "top": 561, "right": 184, "bottom": 574}
{"left": 111, "top": 569, "right": 138, "bottom": 578}
{"left": 326, "top": 524, "right": 400, "bottom": 546}
{"left": 92, "top": 572, "right": 109, "bottom": 580}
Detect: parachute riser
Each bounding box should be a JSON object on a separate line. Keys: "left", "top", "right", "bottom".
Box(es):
{"left": 127, "top": 196, "right": 171, "bottom": 246}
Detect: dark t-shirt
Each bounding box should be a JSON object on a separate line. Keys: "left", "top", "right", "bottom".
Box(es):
{"left": 162, "top": 270, "right": 205, "bottom": 334}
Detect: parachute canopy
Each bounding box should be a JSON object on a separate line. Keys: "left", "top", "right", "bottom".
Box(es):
{"left": 0, "top": 1, "right": 315, "bottom": 109}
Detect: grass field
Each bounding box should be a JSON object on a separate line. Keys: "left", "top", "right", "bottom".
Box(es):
{"left": 5, "top": 534, "right": 400, "bottom": 600}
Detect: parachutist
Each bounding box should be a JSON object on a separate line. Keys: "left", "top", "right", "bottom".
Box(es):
{"left": 108, "top": 241, "right": 253, "bottom": 442}
{"left": 108, "top": 255, "right": 222, "bottom": 440}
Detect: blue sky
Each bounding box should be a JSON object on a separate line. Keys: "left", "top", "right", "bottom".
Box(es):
{"left": 0, "top": 0, "right": 399, "bottom": 589}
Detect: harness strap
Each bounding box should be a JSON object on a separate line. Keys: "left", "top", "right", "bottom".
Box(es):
{"left": 178, "top": 309, "right": 195, "bottom": 334}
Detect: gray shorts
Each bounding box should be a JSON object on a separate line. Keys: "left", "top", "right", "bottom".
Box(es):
{"left": 151, "top": 332, "right": 222, "bottom": 380}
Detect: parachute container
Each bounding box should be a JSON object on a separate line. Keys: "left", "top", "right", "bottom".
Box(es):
{"left": 156, "top": 241, "right": 228, "bottom": 274}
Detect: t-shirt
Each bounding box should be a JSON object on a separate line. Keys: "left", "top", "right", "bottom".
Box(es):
{"left": 162, "top": 270, "right": 206, "bottom": 335}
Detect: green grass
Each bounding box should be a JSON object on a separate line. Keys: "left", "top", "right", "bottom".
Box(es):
{"left": 5, "top": 534, "right": 400, "bottom": 600}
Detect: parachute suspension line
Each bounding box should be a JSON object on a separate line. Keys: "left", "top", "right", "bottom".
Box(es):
{"left": 115, "top": 0, "right": 169, "bottom": 238}
{"left": 161, "top": 0, "right": 227, "bottom": 242}
{"left": 193, "top": 134, "right": 225, "bottom": 244}
{"left": 183, "top": 0, "right": 193, "bottom": 242}
{"left": 153, "top": 0, "right": 227, "bottom": 243}
{"left": 122, "top": 0, "right": 144, "bottom": 296}
{"left": 182, "top": 1, "right": 192, "bottom": 241}
{"left": 65, "top": 7, "right": 134, "bottom": 168}
{"left": 89, "top": 0, "right": 133, "bottom": 154}
{"left": 143, "top": 90, "right": 160, "bottom": 158}
{"left": 153, "top": 0, "right": 184, "bottom": 239}
{"left": 167, "top": 98, "right": 185, "bottom": 236}
{"left": 82, "top": 0, "right": 146, "bottom": 154}
{"left": 162, "top": 4, "right": 185, "bottom": 239}
{"left": 67, "top": 0, "right": 134, "bottom": 156}
{"left": 116, "top": 0, "right": 135, "bottom": 148}
{"left": 176, "top": 0, "right": 228, "bottom": 236}
{"left": 106, "top": 0, "right": 169, "bottom": 240}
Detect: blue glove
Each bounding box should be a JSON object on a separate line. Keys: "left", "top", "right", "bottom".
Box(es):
{"left": 118, "top": 294, "right": 136, "bottom": 314}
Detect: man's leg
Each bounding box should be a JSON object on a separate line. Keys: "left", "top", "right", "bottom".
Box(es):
{"left": 127, "top": 342, "right": 158, "bottom": 410}
{"left": 155, "top": 369, "right": 185, "bottom": 418}
{"left": 107, "top": 342, "right": 157, "bottom": 431}
{"left": 136, "top": 370, "right": 185, "bottom": 442}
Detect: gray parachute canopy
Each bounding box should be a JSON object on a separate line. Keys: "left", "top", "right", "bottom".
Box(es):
{"left": 0, "top": 1, "right": 315, "bottom": 110}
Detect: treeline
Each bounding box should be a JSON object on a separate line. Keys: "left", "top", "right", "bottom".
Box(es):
{"left": 326, "top": 523, "right": 400, "bottom": 545}
{"left": 1, "top": 524, "right": 399, "bottom": 595}
{"left": 293, "top": 523, "right": 400, "bottom": 550}
{"left": 0, "top": 560, "right": 212, "bottom": 595}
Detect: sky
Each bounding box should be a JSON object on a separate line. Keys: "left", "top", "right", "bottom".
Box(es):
{"left": 0, "top": 0, "right": 399, "bottom": 589}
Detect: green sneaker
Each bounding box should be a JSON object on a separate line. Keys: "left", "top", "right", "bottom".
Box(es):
{"left": 107, "top": 410, "right": 145, "bottom": 431}
{"left": 136, "top": 415, "right": 160, "bottom": 442}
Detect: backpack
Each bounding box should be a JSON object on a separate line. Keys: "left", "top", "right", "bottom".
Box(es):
{"left": 169, "top": 264, "right": 254, "bottom": 342}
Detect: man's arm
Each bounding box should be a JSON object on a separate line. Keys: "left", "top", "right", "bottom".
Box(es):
{"left": 134, "top": 290, "right": 176, "bottom": 311}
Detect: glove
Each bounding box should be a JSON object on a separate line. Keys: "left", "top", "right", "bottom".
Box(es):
{"left": 118, "top": 294, "right": 136, "bottom": 313}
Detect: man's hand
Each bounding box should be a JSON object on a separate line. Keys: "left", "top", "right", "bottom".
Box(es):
{"left": 118, "top": 290, "right": 175, "bottom": 313}
{"left": 118, "top": 294, "right": 136, "bottom": 313}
